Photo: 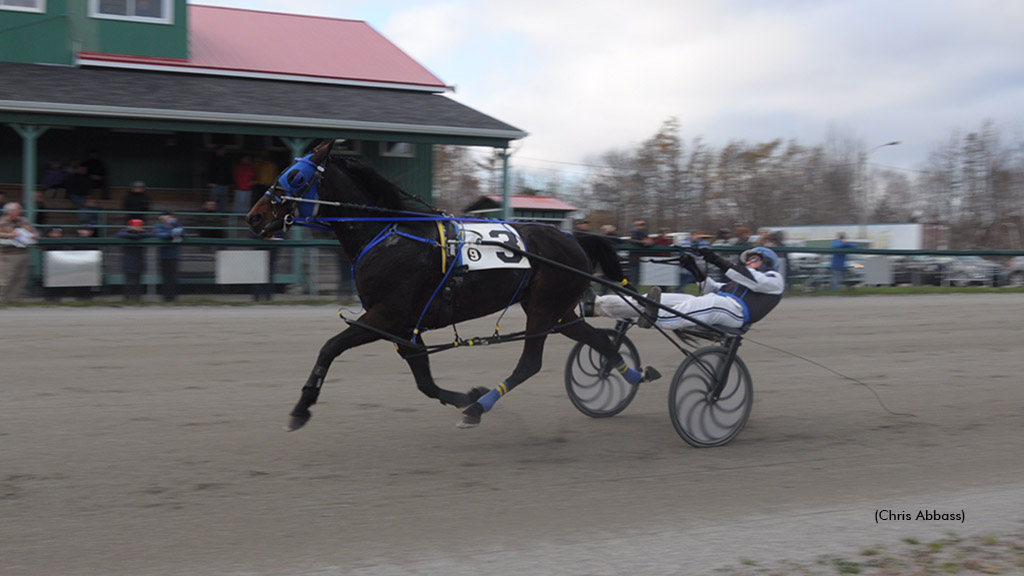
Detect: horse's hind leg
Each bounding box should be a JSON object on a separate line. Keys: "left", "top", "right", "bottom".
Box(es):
{"left": 556, "top": 311, "right": 655, "bottom": 383}
{"left": 288, "top": 323, "right": 382, "bottom": 431}
{"left": 459, "top": 332, "right": 548, "bottom": 428}
{"left": 397, "top": 345, "right": 486, "bottom": 409}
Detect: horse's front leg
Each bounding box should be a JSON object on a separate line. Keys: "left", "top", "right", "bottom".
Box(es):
{"left": 397, "top": 344, "right": 488, "bottom": 409}
{"left": 288, "top": 322, "right": 382, "bottom": 431}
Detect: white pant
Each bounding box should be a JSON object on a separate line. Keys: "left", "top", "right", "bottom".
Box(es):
{"left": 594, "top": 292, "right": 745, "bottom": 330}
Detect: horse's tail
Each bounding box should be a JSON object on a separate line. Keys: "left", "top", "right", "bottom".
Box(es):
{"left": 574, "top": 233, "right": 638, "bottom": 294}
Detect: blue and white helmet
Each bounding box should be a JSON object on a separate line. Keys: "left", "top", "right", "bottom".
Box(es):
{"left": 740, "top": 247, "right": 779, "bottom": 271}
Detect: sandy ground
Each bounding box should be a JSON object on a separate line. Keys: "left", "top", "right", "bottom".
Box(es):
{"left": 2, "top": 294, "right": 1023, "bottom": 575}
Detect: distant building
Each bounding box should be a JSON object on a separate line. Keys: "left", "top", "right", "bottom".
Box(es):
{"left": 463, "top": 195, "right": 578, "bottom": 229}
{"left": 763, "top": 223, "right": 950, "bottom": 250}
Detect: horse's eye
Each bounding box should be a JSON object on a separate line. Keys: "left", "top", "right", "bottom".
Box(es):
{"left": 286, "top": 169, "right": 304, "bottom": 187}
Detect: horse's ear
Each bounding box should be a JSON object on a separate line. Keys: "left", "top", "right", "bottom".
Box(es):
{"left": 310, "top": 139, "right": 334, "bottom": 162}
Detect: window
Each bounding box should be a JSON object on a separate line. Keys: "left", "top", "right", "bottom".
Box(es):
{"left": 90, "top": 0, "right": 172, "bottom": 24}
{"left": 380, "top": 142, "right": 415, "bottom": 158}
{"left": 202, "top": 133, "right": 241, "bottom": 150}
{"left": 0, "top": 0, "right": 45, "bottom": 13}
{"left": 332, "top": 139, "right": 363, "bottom": 156}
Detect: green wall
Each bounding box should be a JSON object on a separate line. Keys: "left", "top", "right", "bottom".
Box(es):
{"left": 0, "top": 0, "right": 187, "bottom": 65}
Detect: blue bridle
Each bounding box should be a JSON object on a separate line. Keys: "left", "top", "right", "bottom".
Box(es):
{"left": 263, "top": 153, "right": 329, "bottom": 230}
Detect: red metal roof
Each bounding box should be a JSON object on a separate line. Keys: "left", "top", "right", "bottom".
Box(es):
{"left": 485, "top": 195, "right": 578, "bottom": 211}
{"left": 78, "top": 5, "right": 447, "bottom": 90}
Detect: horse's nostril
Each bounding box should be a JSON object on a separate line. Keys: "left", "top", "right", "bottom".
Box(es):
{"left": 247, "top": 213, "right": 263, "bottom": 227}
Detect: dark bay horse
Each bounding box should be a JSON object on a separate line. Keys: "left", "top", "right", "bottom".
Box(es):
{"left": 246, "top": 140, "right": 653, "bottom": 430}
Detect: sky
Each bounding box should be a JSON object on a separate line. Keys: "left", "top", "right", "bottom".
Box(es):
{"left": 191, "top": 0, "right": 1024, "bottom": 180}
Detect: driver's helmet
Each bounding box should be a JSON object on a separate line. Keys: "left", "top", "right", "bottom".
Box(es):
{"left": 740, "top": 247, "right": 779, "bottom": 271}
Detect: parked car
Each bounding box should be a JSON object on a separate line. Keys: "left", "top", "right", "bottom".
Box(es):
{"left": 1004, "top": 256, "right": 1024, "bottom": 287}
{"left": 945, "top": 255, "right": 1006, "bottom": 287}
{"left": 890, "top": 255, "right": 952, "bottom": 286}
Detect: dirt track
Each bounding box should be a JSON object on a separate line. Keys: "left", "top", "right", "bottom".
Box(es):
{"left": 3, "top": 294, "right": 1023, "bottom": 575}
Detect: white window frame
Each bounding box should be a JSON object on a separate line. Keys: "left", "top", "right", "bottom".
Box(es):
{"left": 379, "top": 142, "right": 415, "bottom": 158}
{"left": 0, "top": 0, "right": 46, "bottom": 13}
{"left": 89, "top": 0, "right": 173, "bottom": 25}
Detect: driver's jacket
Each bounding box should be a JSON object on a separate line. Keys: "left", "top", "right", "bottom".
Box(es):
{"left": 702, "top": 263, "right": 785, "bottom": 325}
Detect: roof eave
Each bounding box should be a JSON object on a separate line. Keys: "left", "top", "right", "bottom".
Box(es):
{"left": 0, "top": 100, "right": 529, "bottom": 141}
{"left": 75, "top": 54, "right": 449, "bottom": 93}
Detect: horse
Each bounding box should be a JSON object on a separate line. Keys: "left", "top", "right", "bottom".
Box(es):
{"left": 245, "top": 140, "right": 655, "bottom": 430}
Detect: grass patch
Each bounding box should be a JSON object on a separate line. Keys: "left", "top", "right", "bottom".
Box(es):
{"left": 831, "top": 558, "right": 862, "bottom": 573}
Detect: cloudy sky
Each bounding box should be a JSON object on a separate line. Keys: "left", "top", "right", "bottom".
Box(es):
{"left": 192, "top": 0, "right": 1024, "bottom": 179}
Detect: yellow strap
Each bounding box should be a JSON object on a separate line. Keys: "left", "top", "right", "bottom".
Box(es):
{"left": 436, "top": 221, "right": 446, "bottom": 273}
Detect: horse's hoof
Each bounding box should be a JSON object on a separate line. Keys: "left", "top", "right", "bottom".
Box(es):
{"left": 643, "top": 366, "right": 662, "bottom": 383}
{"left": 458, "top": 402, "right": 483, "bottom": 428}
{"left": 457, "top": 414, "right": 481, "bottom": 429}
{"left": 285, "top": 411, "right": 311, "bottom": 431}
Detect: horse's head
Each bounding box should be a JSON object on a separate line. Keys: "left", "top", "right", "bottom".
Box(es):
{"left": 245, "top": 140, "right": 333, "bottom": 238}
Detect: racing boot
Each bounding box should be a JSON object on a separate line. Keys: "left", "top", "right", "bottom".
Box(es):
{"left": 581, "top": 286, "right": 597, "bottom": 317}
{"left": 637, "top": 286, "right": 661, "bottom": 328}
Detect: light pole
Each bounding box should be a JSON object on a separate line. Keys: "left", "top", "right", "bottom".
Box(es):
{"left": 858, "top": 140, "right": 900, "bottom": 239}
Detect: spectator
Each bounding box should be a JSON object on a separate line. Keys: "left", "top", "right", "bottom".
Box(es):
{"left": 194, "top": 199, "right": 226, "bottom": 239}
{"left": 77, "top": 196, "right": 103, "bottom": 237}
{"left": 252, "top": 151, "right": 278, "bottom": 198}
{"left": 629, "top": 219, "right": 652, "bottom": 246}
{"left": 733, "top": 226, "right": 751, "bottom": 247}
{"left": 122, "top": 180, "right": 151, "bottom": 222}
{"left": 232, "top": 154, "right": 255, "bottom": 215}
{"left": 830, "top": 232, "right": 856, "bottom": 291}
{"left": 600, "top": 224, "right": 618, "bottom": 237}
{"left": 712, "top": 228, "right": 732, "bottom": 246}
{"left": 34, "top": 189, "right": 49, "bottom": 227}
{"left": 41, "top": 159, "right": 67, "bottom": 197}
{"left": 626, "top": 219, "right": 652, "bottom": 287}
{"left": 84, "top": 150, "right": 109, "bottom": 200}
{"left": 116, "top": 219, "right": 151, "bottom": 302}
{"left": 0, "top": 202, "right": 39, "bottom": 304}
{"left": 205, "top": 146, "right": 233, "bottom": 213}
{"left": 65, "top": 162, "right": 92, "bottom": 209}
{"left": 154, "top": 211, "right": 186, "bottom": 302}
{"left": 68, "top": 226, "right": 101, "bottom": 300}
{"left": 762, "top": 230, "right": 789, "bottom": 282}
{"left": 653, "top": 228, "right": 674, "bottom": 247}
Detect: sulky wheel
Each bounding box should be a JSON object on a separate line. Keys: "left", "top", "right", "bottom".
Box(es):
{"left": 564, "top": 329, "right": 640, "bottom": 418}
{"left": 668, "top": 345, "right": 753, "bottom": 447}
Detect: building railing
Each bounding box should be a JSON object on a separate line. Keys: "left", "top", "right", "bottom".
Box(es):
{"left": 24, "top": 236, "right": 354, "bottom": 300}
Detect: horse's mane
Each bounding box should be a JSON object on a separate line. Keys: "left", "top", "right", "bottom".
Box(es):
{"left": 333, "top": 157, "right": 440, "bottom": 215}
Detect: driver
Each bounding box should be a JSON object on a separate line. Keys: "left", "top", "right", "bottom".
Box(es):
{"left": 587, "top": 246, "right": 785, "bottom": 331}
